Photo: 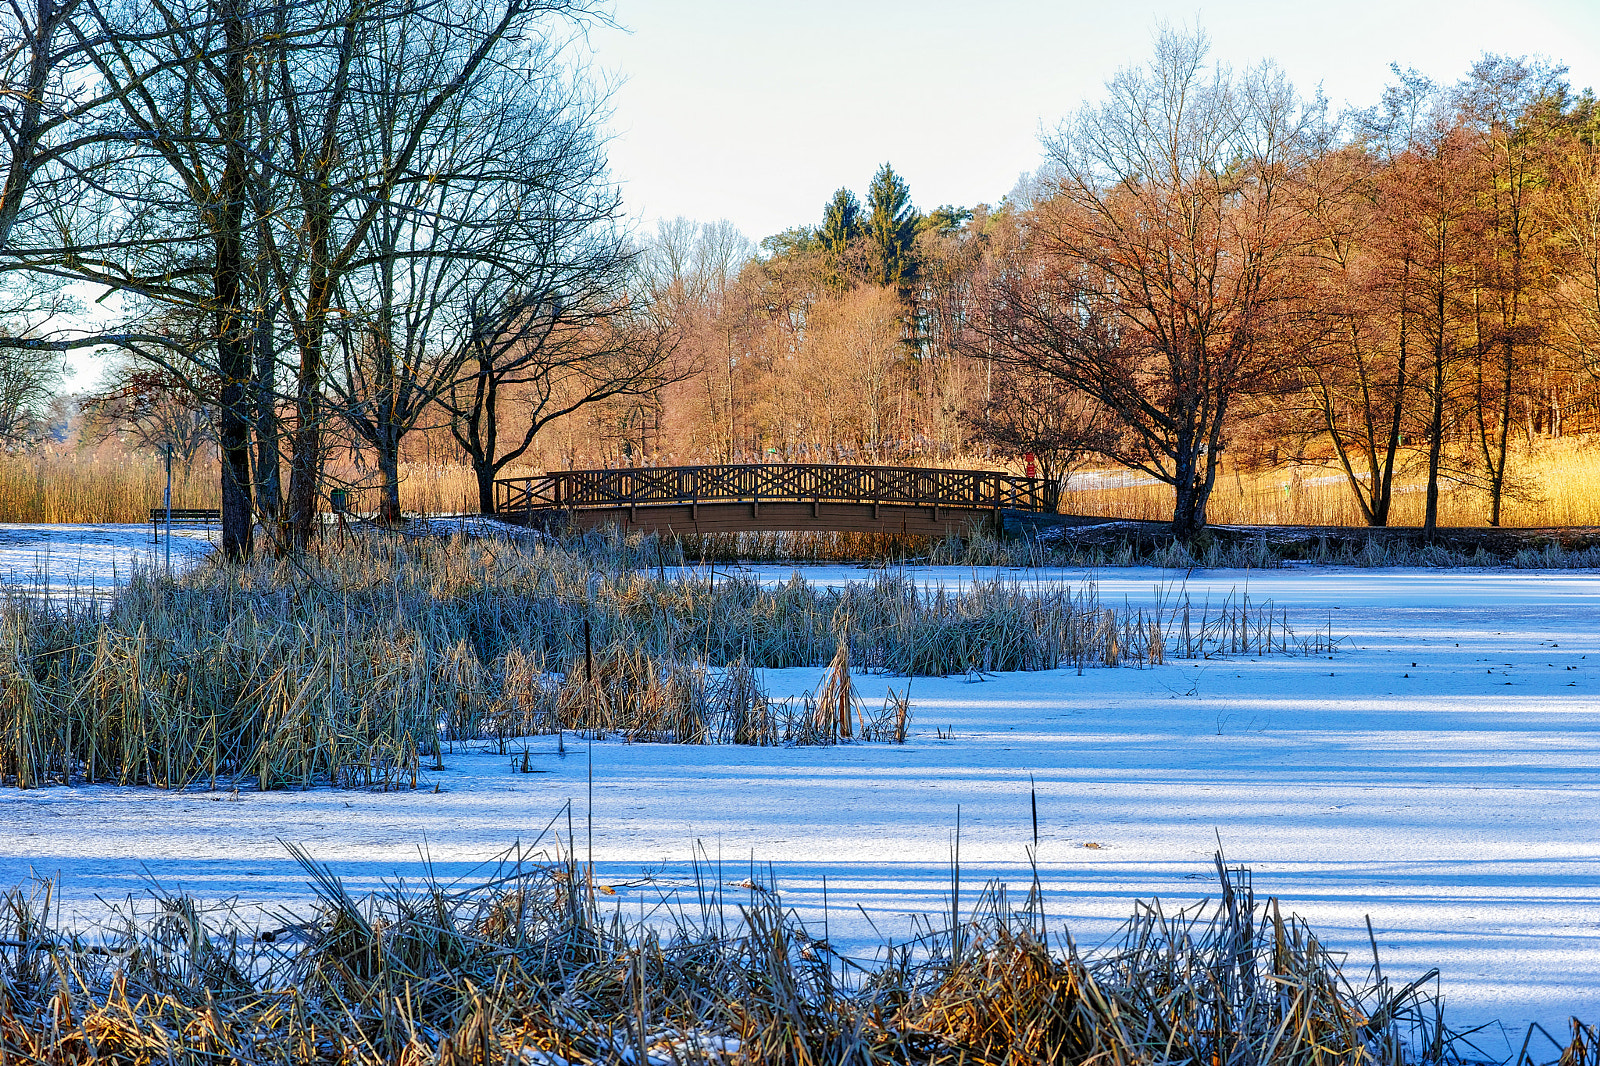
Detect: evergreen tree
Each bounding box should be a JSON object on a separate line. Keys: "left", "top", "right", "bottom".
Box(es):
{"left": 759, "top": 225, "right": 818, "bottom": 258}
{"left": 866, "top": 163, "right": 919, "bottom": 292}
{"left": 819, "top": 187, "right": 861, "bottom": 292}
{"left": 918, "top": 204, "right": 973, "bottom": 237}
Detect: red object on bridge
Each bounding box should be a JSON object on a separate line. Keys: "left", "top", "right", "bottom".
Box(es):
{"left": 1023, "top": 452, "right": 1037, "bottom": 479}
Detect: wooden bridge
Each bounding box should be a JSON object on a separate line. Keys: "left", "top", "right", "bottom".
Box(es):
{"left": 493, "top": 463, "right": 1051, "bottom": 537}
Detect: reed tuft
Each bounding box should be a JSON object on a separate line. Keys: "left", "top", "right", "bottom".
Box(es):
{"left": 1, "top": 532, "right": 1333, "bottom": 790}
{"left": 0, "top": 846, "right": 1534, "bottom": 1065}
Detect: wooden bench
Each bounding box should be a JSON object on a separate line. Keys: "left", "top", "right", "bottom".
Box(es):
{"left": 150, "top": 508, "right": 221, "bottom": 541}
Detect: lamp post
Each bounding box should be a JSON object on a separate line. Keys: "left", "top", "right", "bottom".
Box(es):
{"left": 163, "top": 442, "right": 173, "bottom": 575}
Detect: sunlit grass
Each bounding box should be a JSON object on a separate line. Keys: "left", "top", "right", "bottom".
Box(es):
{"left": 1066, "top": 435, "right": 1600, "bottom": 528}
{"left": 0, "top": 453, "right": 484, "bottom": 523}
{"left": 4, "top": 436, "right": 1598, "bottom": 527}
{"left": 0, "top": 451, "right": 216, "bottom": 523}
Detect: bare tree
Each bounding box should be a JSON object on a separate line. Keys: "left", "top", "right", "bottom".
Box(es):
{"left": 321, "top": 11, "right": 613, "bottom": 524}
{"left": 446, "top": 271, "right": 679, "bottom": 513}
{"left": 973, "top": 27, "right": 1315, "bottom": 539}
{"left": 913, "top": 206, "right": 983, "bottom": 456}
{"left": 1459, "top": 56, "right": 1567, "bottom": 525}
{"left": 1361, "top": 70, "right": 1484, "bottom": 536}
{"left": 1284, "top": 76, "right": 1445, "bottom": 531}
{"left": 636, "top": 217, "right": 754, "bottom": 462}
{"left": 799, "top": 285, "right": 903, "bottom": 453}
{"left": 1547, "top": 113, "right": 1600, "bottom": 387}
{"left": 81, "top": 355, "right": 216, "bottom": 467}
{"left": 258, "top": 0, "right": 617, "bottom": 548}
{"left": 967, "top": 361, "right": 1111, "bottom": 510}
{"left": 0, "top": 0, "right": 615, "bottom": 554}
{"left": 0, "top": 0, "right": 268, "bottom": 556}
{"left": 0, "top": 339, "right": 59, "bottom": 445}
{"left": 1291, "top": 143, "right": 1413, "bottom": 526}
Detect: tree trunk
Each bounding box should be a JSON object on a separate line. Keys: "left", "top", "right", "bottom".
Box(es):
{"left": 460, "top": 369, "right": 500, "bottom": 514}
{"left": 475, "top": 461, "right": 497, "bottom": 515}
{"left": 284, "top": 182, "right": 336, "bottom": 547}
{"left": 253, "top": 326, "right": 281, "bottom": 530}
{"left": 1170, "top": 438, "right": 1208, "bottom": 541}
{"left": 377, "top": 437, "right": 403, "bottom": 526}
{"left": 215, "top": 0, "right": 253, "bottom": 560}
{"left": 1172, "top": 482, "right": 1204, "bottom": 541}
{"left": 285, "top": 377, "right": 323, "bottom": 547}
{"left": 218, "top": 347, "right": 253, "bottom": 559}
{"left": 1486, "top": 340, "right": 1513, "bottom": 527}
{"left": 1375, "top": 266, "right": 1411, "bottom": 527}
{"left": 1422, "top": 328, "right": 1447, "bottom": 539}
{"left": 1319, "top": 378, "right": 1380, "bottom": 528}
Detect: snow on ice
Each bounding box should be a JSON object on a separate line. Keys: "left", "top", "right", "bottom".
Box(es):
{"left": 3, "top": 527, "right": 1599, "bottom": 1044}
{"left": 0, "top": 522, "right": 216, "bottom": 596}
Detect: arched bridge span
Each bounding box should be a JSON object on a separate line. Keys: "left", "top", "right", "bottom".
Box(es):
{"left": 493, "top": 463, "right": 1051, "bottom": 537}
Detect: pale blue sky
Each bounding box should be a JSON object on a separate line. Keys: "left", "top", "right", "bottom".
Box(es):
{"left": 589, "top": 0, "right": 1600, "bottom": 243}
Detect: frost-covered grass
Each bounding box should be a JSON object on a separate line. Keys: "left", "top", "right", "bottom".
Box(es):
{"left": 658, "top": 524, "right": 1600, "bottom": 570}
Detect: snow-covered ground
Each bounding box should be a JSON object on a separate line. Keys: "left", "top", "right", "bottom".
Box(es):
{"left": 0, "top": 522, "right": 216, "bottom": 596}
{"left": 4, "top": 552, "right": 1600, "bottom": 1047}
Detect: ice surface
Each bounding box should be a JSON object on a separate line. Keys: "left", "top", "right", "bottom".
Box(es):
{"left": 0, "top": 522, "right": 216, "bottom": 597}
{"left": 3, "top": 553, "right": 1599, "bottom": 1045}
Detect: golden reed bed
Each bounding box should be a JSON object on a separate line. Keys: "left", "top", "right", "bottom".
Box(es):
{"left": 2, "top": 438, "right": 1598, "bottom": 529}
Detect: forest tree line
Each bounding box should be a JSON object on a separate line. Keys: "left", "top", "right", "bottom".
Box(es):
{"left": 637, "top": 32, "right": 1600, "bottom": 538}
{"left": 2, "top": 11, "right": 1599, "bottom": 544}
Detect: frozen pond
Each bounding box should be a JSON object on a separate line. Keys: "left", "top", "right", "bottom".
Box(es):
{"left": 3, "top": 558, "right": 1600, "bottom": 1047}
{"left": 0, "top": 522, "right": 216, "bottom": 596}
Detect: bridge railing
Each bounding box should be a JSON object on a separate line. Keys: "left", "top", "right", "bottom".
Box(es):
{"left": 494, "top": 463, "right": 1048, "bottom": 515}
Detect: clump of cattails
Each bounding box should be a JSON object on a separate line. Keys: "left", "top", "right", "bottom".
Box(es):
{"left": 0, "top": 532, "right": 1330, "bottom": 791}
{"left": 0, "top": 847, "right": 1510, "bottom": 1066}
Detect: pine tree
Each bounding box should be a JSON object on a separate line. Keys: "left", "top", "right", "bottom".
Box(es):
{"left": 866, "top": 163, "right": 919, "bottom": 292}
{"left": 918, "top": 204, "right": 973, "bottom": 237}
{"left": 819, "top": 187, "right": 861, "bottom": 293}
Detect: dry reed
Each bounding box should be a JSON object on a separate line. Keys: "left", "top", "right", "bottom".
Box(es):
{"left": 0, "top": 451, "right": 216, "bottom": 523}
{"left": 6, "top": 433, "right": 1598, "bottom": 528}
{"left": 1066, "top": 435, "right": 1600, "bottom": 530}
{"left": 0, "top": 845, "right": 1538, "bottom": 1066}
{"left": 0, "top": 531, "right": 1333, "bottom": 791}
{"left": 0, "top": 454, "right": 482, "bottom": 523}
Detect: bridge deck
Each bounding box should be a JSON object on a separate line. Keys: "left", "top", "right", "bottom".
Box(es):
{"left": 494, "top": 463, "right": 1050, "bottom": 536}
